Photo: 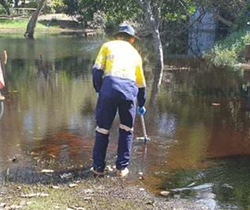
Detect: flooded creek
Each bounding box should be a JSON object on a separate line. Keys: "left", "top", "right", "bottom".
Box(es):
{"left": 1, "top": 33, "right": 250, "bottom": 209}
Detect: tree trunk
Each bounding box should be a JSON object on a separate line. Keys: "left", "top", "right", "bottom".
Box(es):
{"left": 150, "top": 28, "right": 164, "bottom": 105}
{"left": 14, "top": 0, "right": 19, "bottom": 7}
{"left": 135, "top": 0, "right": 164, "bottom": 105}
{"left": 0, "top": 0, "right": 10, "bottom": 15}
{"left": 24, "top": 0, "right": 46, "bottom": 39}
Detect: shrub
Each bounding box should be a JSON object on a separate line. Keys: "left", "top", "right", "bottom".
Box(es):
{"left": 206, "top": 29, "right": 250, "bottom": 66}
{"left": 51, "top": 0, "right": 67, "bottom": 13}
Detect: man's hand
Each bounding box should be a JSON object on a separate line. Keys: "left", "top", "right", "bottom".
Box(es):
{"left": 138, "top": 106, "right": 146, "bottom": 116}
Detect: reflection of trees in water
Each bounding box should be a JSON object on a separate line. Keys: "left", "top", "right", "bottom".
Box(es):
{"left": 6, "top": 55, "right": 94, "bottom": 85}
{"left": 35, "top": 55, "right": 93, "bottom": 80}
{"left": 80, "top": 96, "right": 95, "bottom": 115}
{"left": 3, "top": 56, "right": 97, "bottom": 160}
{"left": 36, "top": 55, "right": 53, "bottom": 80}
{"left": 146, "top": 66, "right": 250, "bottom": 209}
{"left": 146, "top": 59, "right": 245, "bottom": 104}
{"left": 54, "top": 57, "right": 93, "bottom": 78}
{"left": 156, "top": 66, "right": 250, "bottom": 127}
{"left": 7, "top": 59, "right": 37, "bottom": 84}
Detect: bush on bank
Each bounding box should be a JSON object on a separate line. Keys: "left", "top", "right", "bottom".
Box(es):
{"left": 206, "top": 29, "right": 250, "bottom": 66}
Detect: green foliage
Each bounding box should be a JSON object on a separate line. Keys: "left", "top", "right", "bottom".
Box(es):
{"left": 41, "top": 0, "right": 68, "bottom": 14}
{"left": 209, "top": 46, "right": 238, "bottom": 66}
{"left": 206, "top": 29, "right": 250, "bottom": 66}
{"left": 77, "top": 0, "right": 140, "bottom": 23}
{"left": 87, "top": 10, "right": 107, "bottom": 29}
{"left": 51, "top": 0, "right": 67, "bottom": 13}
{"left": 63, "top": 0, "right": 78, "bottom": 15}
{"left": 62, "top": 0, "right": 196, "bottom": 25}
{"left": 160, "top": 0, "right": 196, "bottom": 21}
{"left": 231, "top": 1, "right": 250, "bottom": 31}
{"left": 0, "top": 5, "right": 6, "bottom": 14}
{"left": 24, "top": 1, "right": 38, "bottom": 8}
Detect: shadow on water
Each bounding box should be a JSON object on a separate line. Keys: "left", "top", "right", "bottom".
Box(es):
{"left": 2, "top": 34, "right": 250, "bottom": 209}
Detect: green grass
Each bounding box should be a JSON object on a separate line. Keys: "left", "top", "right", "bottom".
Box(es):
{"left": 206, "top": 29, "right": 250, "bottom": 67}
{"left": 0, "top": 19, "right": 60, "bottom": 30}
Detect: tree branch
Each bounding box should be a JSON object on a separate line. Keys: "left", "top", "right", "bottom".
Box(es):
{"left": 212, "top": 12, "right": 235, "bottom": 28}
{"left": 160, "top": 10, "right": 206, "bottom": 37}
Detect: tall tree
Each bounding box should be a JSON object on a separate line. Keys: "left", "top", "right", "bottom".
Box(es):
{"left": 24, "top": 0, "right": 46, "bottom": 39}
{"left": 0, "top": 0, "right": 10, "bottom": 15}
{"left": 135, "top": 0, "right": 164, "bottom": 105}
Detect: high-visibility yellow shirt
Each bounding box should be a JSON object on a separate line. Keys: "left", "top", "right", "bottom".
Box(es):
{"left": 93, "top": 40, "right": 146, "bottom": 88}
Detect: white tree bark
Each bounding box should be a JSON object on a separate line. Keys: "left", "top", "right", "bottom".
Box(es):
{"left": 135, "top": 0, "right": 164, "bottom": 105}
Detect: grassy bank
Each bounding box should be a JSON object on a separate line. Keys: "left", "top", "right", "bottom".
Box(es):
{"left": 206, "top": 29, "right": 250, "bottom": 66}
{"left": 0, "top": 179, "right": 154, "bottom": 210}
{"left": 0, "top": 19, "right": 48, "bottom": 29}
{"left": 0, "top": 172, "right": 210, "bottom": 210}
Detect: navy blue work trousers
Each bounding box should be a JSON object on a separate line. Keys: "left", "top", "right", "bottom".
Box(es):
{"left": 93, "top": 93, "right": 136, "bottom": 172}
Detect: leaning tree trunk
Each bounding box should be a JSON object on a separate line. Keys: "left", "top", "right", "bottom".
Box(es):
{"left": 24, "top": 0, "right": 46, "bottom": 39}
{"left": 135, "top": 0, "right": 164, "bottom": 106}
{"left": 0, "top": 0, "right": 10, "bottom": 15}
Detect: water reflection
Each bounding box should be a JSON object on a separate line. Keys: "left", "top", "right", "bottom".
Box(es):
{"left": 140, "top": 63, "right": 250, "bottom": 209}
{"left": 1, "top": 34, "right": 250, "bottom": 209}
{"left": 0, "top": 34, "right": 100, "bottom": 175}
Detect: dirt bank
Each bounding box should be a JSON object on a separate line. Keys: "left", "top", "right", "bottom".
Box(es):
{"left": 0, "top": 169, "right": 211, "bottom": 210}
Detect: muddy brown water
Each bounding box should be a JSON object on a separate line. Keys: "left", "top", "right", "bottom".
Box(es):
{"left": 1, "top": 33, "right": 250, "bottom": 209}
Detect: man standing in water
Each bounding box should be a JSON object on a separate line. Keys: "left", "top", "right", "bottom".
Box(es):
{"left": 91, "top": 24, "right": 147, "bottom": 177}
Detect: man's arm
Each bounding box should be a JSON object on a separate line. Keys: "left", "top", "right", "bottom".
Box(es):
{"left": 92, "top": 68, "right": 104, "bottom": 93}
{"left": 92, "top": 45, "right": 106, "bottom": 93}
{"left": 135, "top": 57, "right": 146, "bottom": 107}
{"left": 137, "top": 87, "right": 146, "bottom": 107}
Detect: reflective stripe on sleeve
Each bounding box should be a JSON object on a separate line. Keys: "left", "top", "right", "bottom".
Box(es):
{"left": 95, "top": 126, "right": 109, "bottom": 135}
{"left": 119, "top": 124, "right": 133, "bottom": 132}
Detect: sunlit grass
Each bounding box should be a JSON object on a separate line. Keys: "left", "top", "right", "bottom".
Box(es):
{"left": 206, "top": 29, "right": 250, "bottom": 66}
{"left": 0, "top": 19, "right": 61, "bottom": 30}
{"left": 0, "top": 19, "right": 47, "bottom": 29}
